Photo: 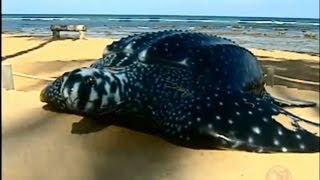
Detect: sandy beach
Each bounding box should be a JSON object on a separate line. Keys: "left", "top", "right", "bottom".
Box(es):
{"left": 2, "top": 33, "right": 319, "bottom": 180}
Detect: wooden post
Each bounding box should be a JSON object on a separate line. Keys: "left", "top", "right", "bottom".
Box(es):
{"left": 52, "top": 30, "right": 60, "bottom": 39}
{"left": 79, "top": 31, "right": 85, "bottom": 39}
{"left": 266, "top": 67, "right": 275, "bottom": 87}
{"left": 2, "top": 64, "right": 14, "bottom": 90}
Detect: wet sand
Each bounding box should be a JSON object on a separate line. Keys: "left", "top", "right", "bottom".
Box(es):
{"left": 2, "top": 34, "right": 319, "bottom": 180}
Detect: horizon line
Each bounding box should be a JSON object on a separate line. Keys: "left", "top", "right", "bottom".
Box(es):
{"left": 3, "top": 13, "right": 319, "bottom": 19}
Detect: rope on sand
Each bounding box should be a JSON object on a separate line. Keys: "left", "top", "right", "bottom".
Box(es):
{"left": 12, "top": 72, "right": 55, "bottom": 81}
{"left": 274, "top": 75, "right": 320, "bottom": 86}
{"left": 11, "top": 72, "right": 320, "bottom": 85}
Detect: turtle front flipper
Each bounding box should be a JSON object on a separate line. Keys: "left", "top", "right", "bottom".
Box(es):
{"left": 194, "top": 91, "right": 320, "bottom": 153}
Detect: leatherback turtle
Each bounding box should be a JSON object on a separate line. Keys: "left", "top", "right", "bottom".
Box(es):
{"left": 95, "top": 30, "right": 315, "bottom": 108}
{"left": 40, "top": 30, "right": 319, "bottom": 153}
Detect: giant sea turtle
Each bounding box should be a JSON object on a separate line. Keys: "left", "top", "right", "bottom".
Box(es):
{"left": 40, "top": 30, "right": 319, "bottom": 153}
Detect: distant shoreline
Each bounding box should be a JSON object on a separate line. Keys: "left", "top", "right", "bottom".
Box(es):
{"left": 3, "top": 13, "right": 320, "bottom": 20}
{"left": 2, "top": 32, "right": 319, "bottom": 58}
{"left": 3, "top": 14, "right": 319, "bottom": 54}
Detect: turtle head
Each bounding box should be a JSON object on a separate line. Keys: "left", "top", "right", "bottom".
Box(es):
{"left": 41, "top": 67, "right": 125, "bottom": 115}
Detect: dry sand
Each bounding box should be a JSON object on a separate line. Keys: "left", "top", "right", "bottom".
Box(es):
{"left": 2, "top": 33, "right": 320, "bottom": 180}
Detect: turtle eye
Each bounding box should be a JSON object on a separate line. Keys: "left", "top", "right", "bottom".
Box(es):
{"left": 84, "top": 76, "right": 96, "bottom": 86}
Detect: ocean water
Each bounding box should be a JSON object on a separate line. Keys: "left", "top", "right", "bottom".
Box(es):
{"left": 2, "top": 14, "right": 320, "bottom": 53}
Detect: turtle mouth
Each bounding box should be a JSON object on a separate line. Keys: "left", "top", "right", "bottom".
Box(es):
{"left": 65, "top": 96, "right": 101, "bottom": 113}
{"left": 40, "top": 76, "right": 68, "bottom": 111}
{"left": 40, "top": 88, "right": 48, "bottom": 103}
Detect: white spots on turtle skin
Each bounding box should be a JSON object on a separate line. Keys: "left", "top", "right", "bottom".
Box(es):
{"left": 216, "top": 115, "right": 221, "bottom": 120}
{"left": 208, "top": 124, "right": 213, "bottom": 129}
{"left": 271, "top": 107, "right": 279, "bottom": 113}
{"left": 117, "top": 56, "right": 130, "bottom": 66}
{"left": 219, "top": 102, "right": 223, "bottom": 106}
{"left": 197, "top": 117, "right": 201, "bottom": 122}
{"left": 138, "top": 49, "right": 148, "bottom": 61}
{"left": 248, "top": 137, "right": 254, "bottom": 143}
{"left": 235, "top": 111, "right": 240, "bottom": 116}
{"left": 228, "top": 119, "right": 233, "bottom": 124}
{"left": 281, "top": 147, "right": 288, "bottom": 152}
{"left": 252, "top": 126, "right": 261, "bottom": 134}
{"left": 277, "top": 129, "right": 283, "bottom": 135}
{"left": 257, "top": 147, "right": 265, "bottom": 153}
{"left": 273, "top": 139, "right": 280, "bottom": 146}
{"left": 124, "top": 43, "right": 133, "bottom": 53}
{"left": 248, "top": 111, "right": 253, "bottom": 115}
{"left": 234, "top": 102, "right": 239, "bottom": 106}
{"left": 208, "top": 131, "right": 233, "bottom": 143}
{"left": 262, "top": 117, "right": 268, "bottom": 122}
{"left": 299, "top": 144, "right": 305, "bottom": 150}
{"left": 257, "top": 108, "right": 263, "bottom": 112}
{"left": 178, "top": 58, "right": 189, "bottom": 66}
{"left": 296, "top": 134, "right": 301, "bottom": 139}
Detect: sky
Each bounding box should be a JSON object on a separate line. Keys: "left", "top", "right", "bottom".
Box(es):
{"left": 2, "top": 0, "right": 319, "bottom": 18}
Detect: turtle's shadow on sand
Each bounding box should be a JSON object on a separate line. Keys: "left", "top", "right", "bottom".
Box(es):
{"left": 71, "top": 113, "right": 160, "bottom": 136}
{"left": 42, "top": 104, "right": 159, "bottom": 135}
{"left": 71, "top": 115, "right": 223, "bottom": 150}
{"left": 42, "top": 104, "right": 221, "bottom": 150}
